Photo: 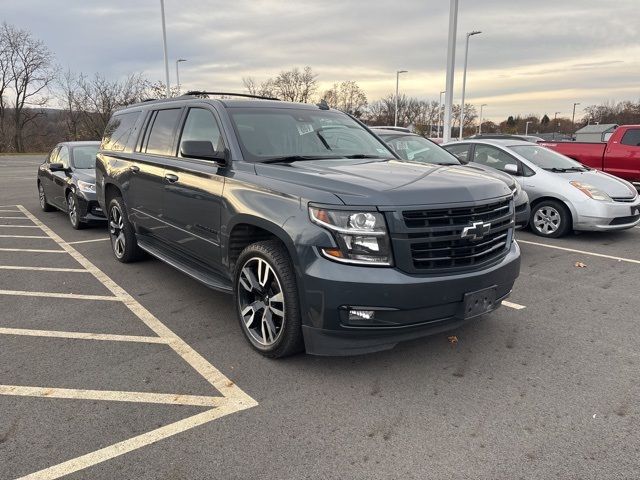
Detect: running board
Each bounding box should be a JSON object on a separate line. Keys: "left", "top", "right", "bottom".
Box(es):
{"left": 137, "top": 237, "right": 233, "bottom": 294}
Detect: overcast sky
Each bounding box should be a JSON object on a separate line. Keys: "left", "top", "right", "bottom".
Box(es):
{"left": 3, "top": 0, "right": 639, "bottom": 120}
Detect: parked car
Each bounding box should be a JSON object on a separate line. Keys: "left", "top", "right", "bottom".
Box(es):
{"left": 375, "top": 129, "right": 530, "bottom": 228}
{"left": 96, "top": 93, "right": 521, "bottom": 357}
{"left": 541, "top": 125, "right": 640, "bottom": 187}
{"left": 443, "top": 140, "right": 640, "bottom": 237}
{"left": 467, "top": 134, "right": 544, "bottom": 143}
{"left": 37, "top": 141, "right": 106, "bottom": 229}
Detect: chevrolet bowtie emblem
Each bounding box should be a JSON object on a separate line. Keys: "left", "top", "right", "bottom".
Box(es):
{"left": 461, "top": 221, "right": 491, "bottom": 240}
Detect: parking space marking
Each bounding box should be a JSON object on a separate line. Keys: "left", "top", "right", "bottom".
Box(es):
{"left": 0, "top": 385, "right": 225, "bottom": 408}
{"left": 0, "top": 224, "right": 40, "bottom": 228}
{"left": 0, "top": 209, "right": 20, "bottom": 212}
{"left": 0, "top": 247, "right": 65, "bottom": 253}
{"left": 0, "top": 234, "right": 50, "bottom": 239}
{"left": 0, "top": 265, "right": 87, "bottom": 272}
{"left": 66, "top": 237, "right": 110, "bottom": 245}
{"left": 0, "top": 289, "right": 119, "bottom": 301}
{"left": 0, "top": 215, "right": 26, "bottom": 219}
{"left": 518, "top": 239, "right": 640, "bottom": 265}
{"left": 0, "top": 205, "right": 258, "bottom": 478}
{"left": 502, "top": 300, "right": 526, "bottom": 310}
{"left": 0, "top": 327, "right": 169, "bottom": 344}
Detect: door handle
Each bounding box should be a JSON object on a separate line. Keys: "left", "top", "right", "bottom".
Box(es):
{"left": 130, "top": 165, "right": 140, "bottom": 173}
{"left": 164, "top": 173, "right": 179, "bottom": 183}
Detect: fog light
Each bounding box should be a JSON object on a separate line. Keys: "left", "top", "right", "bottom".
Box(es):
{"left": 348, "top": 309, "right": 375, "bottom": 321}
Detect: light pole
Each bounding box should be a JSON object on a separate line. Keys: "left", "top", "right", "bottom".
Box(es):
{"left": 176, "top": 58, "right": 187, "bottom": 95}
{"left": 394, "top": 70, "right": 408, "bottom": 127}
{"left": 525, "top": 121, "right": 532, "bottom": 136}
{"left": 572, "top": 102, "right": 580, "bottom": 131}
{"left": 459, "top": 30, "right": 482, "bottom": 140}
{"left": 159, "top": 0, "right": 171, "bottom": 98}
{"left": 554, "top": 111, "right": 561, "bottom": 140}
{"left": 478, "top": 103, "right": 487, "bottom": 134}
{"left": 436, "top": 90, "right": 446, "bottom": 138}
{"left": 443, "top": 0, "right": 459, "bottom": 143}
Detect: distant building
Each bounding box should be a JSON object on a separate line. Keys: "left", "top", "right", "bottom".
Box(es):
{"left": 574, "top": 124, "right": 618, "bottom": 143}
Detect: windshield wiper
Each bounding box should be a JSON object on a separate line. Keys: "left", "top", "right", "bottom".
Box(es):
{"left": 564, "top": 166, "right": 589, "bottom": 172}
{"left": 343, "top": 154, "right": 393, "bottom": 159}
{"left": 544, "top": 167, "right": 568, "bottom": 172}
{"left": 261, "top": 155, "right": 341, "bottom": 164}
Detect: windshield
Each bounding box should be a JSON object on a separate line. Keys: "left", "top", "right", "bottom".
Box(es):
{"left": 228, "top": 108, "right": 394, "bottom": 162}
{"left": 380, "top": 134, "right": 459, "bottom": 165}
{"left": 510, "top": 145, "right": 585, "bottom": 170}
{"left": 71, "top": 145, "right": 99, "bottom": 169}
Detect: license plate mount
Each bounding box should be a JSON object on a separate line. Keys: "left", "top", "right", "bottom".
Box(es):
{"left": 463, "top": 286, "right": 498, "bottom": 319}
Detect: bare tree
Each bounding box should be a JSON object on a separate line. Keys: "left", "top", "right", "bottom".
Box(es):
{"left": 0, "top": 27, "right": 13, "bottom": 150}
{"left": 242, "top": 66, "right": 317, "bottom": 103}
{"left": 56, "top": 68, "right": 82, "bottom": 140}
{"left": 2, "top": 22, "right": 57, "bottom": 152}
{"left": 322, "top": 81, "right": 368, "bottom": 117}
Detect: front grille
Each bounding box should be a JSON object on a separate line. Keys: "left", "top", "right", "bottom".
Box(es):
{"left": 391, "top": 197, "right": 514, "bottom": 273}
{"left": 609, "top": 215, "right": 640, "bottom": 226}
{"left": 612, "top": 197, "right": 637, "bottom": 203}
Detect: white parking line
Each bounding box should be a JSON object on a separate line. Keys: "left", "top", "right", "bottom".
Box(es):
{"left": 0, "top": 385, "right": 224, "bottom": 408}
{"left": 0, "top": 215, "right": 26, "bottom": 219}
{"left": 503, "top": 301, "right": 526, "bottom": 310}
{"left": 0, "top": 247, "right": 65, "bottom": 253}
{"left": 518, "top": 239, "right": 640, "bottom": 265}
{"left": 66, "top": 237, "right": 110, "bottom": 245}
{"left": 0, "top": 234, "right": 49, "bottom": 239}
{"left": 0, "top": 224, "right": 40, "bottom": 228}
{"left": 0, "top": 265, "right": 87, "bottom": 273}
{"left": 0, "top": 209, "right": 20, "bottom": 212}
{"left": 0, "top": 290, "right": 119, "bottom": 301}
{"left": 0, "top": 327, "right": 169, "bottom": 344}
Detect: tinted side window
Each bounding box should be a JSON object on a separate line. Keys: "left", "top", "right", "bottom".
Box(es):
{"left": 473, "top": 145, "right": 517, "bottom": 172}
{"left": 445, "top": 144, "right": 470, "bottom": 163}
{"left": 179, "top": 108, "right": 224, "bottom": 154}
{"left": 58, "top": 146, "right": 70, "bottom": 168}
{"left": 621, "top": 129, "right": 640, "bottom": 147}
{"left": 102, "top": 112, "right": 140, "bottom": 151}
{"left": 145, "top": 108, "right": 182, "bottom": 156}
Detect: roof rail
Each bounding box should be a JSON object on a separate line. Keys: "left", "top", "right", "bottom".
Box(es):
{"left": 182, "top": 91, "right": 280, "bottom": 101}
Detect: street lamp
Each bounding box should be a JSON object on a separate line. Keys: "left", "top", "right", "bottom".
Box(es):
{"left": 554, "top": 111, "right": 561, "bottom": 140}
{"left": 176, "top": 58, "right": 187, "bottom": 95}
{"left": 572, "top": 102, "right": 581, "bottom": 130}
{"left": 437, "top": 90, "right": 446, "bottom": 138}
{"left": 159, "top": 0, "right": 171, "bottom": 98}
{"left": 525, "top": 121, "right": 532, "bottom": 136}
{"left": 478, "top": 103, "right": 487, "bottom": 134}
{"left": 394, "top": 70, "right": 408, "bottom": 127}
{"left": 443, "top": 0, "right": 459, "bottom": 143}
{"left": 459, "top": 30, "right": 482, "bottom": 140}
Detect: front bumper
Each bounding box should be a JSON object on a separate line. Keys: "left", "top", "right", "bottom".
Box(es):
{"left": 299, "top": 241, "right": 521, "bottom": 356}
{"left": 573, "top": 197, "right": 640, "bottom": 231}
{"left": 515, "top": 201, "right": 530, "bottom": 229}
{"left": 77, "top": 191, "right": 107, "bottom": 222}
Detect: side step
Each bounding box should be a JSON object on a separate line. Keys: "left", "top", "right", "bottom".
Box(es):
{"left": 137, "top": 237, "right": 233, "bottom": 294}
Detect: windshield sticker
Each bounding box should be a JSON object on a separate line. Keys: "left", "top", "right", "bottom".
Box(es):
{"left": 394, "top": 141, "right": 408, "bottom": 151}
{"left": 296, "top": 124, "right": 314, "bottom": 136}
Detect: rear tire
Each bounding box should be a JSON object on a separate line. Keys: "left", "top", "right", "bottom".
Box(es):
{"left": 233, "top": 240, "right": 304, "bottom": 358}
{"left": 529, "top": 200, "right": 571, "bottom": 238}
{"left": 107, "top": 195, "right": 143, "bottom": 263}
{"left": 38, "top": 182, "right": 55, "bottom": 212}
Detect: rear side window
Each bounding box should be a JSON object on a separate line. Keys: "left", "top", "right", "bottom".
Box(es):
{"left": 102, "top": 112, "right": 140, "bottom": 151}
{"left": 620, "top": 129, "right": 640, "bottom": 147}
{"left": 144, "top": 108, "right": 182, "bottom": 156}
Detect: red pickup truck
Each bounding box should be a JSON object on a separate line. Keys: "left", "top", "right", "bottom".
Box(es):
{"left": 542, "top": 125, "right": 640, "bottom": 187}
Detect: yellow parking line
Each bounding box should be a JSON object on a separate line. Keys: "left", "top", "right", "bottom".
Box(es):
{"left": 0, "top": 385, "right": 225, "bottom": 408}
{"left": 0, "top": 327, "right": 168, "bottom": 344}
{"left": 0, "top": 290, "right": 119, "bottom": 301}
{"left": 0, "top": 247, "right": 65, "bottom": 253}
{"left": 518, "top": 239, "right": 640, "bottom": 265}
{"left": 502, "top": 301, "right": 526, "bottom": 310}
{"left": 0, "top": 265, "right": 87, "bottom": 272}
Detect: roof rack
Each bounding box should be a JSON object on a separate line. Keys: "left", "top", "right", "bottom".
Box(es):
{"left": 182, "top": 91, "right": 280, "bottom": 101}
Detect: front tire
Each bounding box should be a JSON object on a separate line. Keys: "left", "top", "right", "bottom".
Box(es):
{"left": 233, "top": 240, "right": 304, "bottom": 358}
{"left": 38, "top": 182, "right": 55, "bottom": 212}
{"left": 107, "top": 195, "right": 143, "bottom": 263}
{"left": 67, "top": 191, "right": 85, "bottom": 230}
{"left": 529, "top": 200, "right": 571, "bottom": 238}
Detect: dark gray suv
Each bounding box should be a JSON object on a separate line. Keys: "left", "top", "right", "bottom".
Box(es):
{"left": 96, "top": 93, "right": 521, "bottom": 357}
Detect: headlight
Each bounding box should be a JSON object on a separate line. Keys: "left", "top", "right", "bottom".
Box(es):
{"left": 77, "top": 180, "right": 96, "bottom": 193}
{"left": 309, "top": 206, "right": 393, "bottom": 265}
{"left": 570, "top": 181, "right": 612, "bottom": 202}
{"left": 510, "top": 181, "right": 522, "bottom": 199}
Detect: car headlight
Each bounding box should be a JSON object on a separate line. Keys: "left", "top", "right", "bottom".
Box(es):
{"left": 570, "top": 181, "right": 612, "bottom": 202}
{"left": 309, "top": 206, "right": 393, "bottom": 266}
{"left": 77, "top": 180, "right": 96, "bottom": 193}
{"left": 510, "top": 181, "right": 522, "bottom": 199}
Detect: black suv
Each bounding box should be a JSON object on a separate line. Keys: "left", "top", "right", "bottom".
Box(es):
{"left": 96, "top": 93, "right": 521, "bottom": 357}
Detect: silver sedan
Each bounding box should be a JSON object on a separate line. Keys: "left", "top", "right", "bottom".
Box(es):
{"left": 443, "top": 139, "right": 640, "bottom": 238}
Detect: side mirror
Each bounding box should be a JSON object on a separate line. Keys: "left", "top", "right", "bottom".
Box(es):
{"left": 504, "top": 163, "right": 519, "bottom": 175}
{"left": 180, "top": 140, "right": 226, "bottom": 163}
{"left": 49, "top": 162, "right": 66, "bottom": 172}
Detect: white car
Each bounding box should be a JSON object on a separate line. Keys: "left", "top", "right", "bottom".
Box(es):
{"left": 443, "top": 139, "right": 640, "bottom": 237}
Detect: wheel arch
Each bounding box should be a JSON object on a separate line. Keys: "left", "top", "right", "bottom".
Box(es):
{"left": 529, "top": 196, "right": 575, "bottom": 228}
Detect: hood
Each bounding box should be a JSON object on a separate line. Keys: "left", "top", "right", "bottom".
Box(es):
{"left": 73, "top": 169, "right": 97, "bottom": 183}
{"left": 255, "top": 159, "right": 511, "bottom": 206}
{"left": 561, "top": 169, "right": 637, "bottom": 199}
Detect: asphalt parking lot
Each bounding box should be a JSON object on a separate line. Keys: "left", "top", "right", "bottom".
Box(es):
{"left": 1, "top": 154, "right": 639, "bottom": 479}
